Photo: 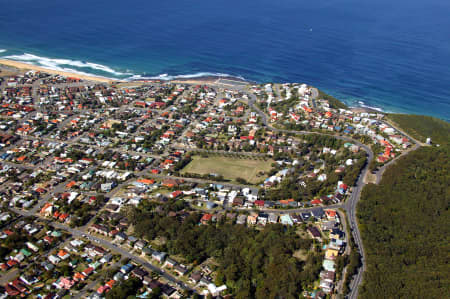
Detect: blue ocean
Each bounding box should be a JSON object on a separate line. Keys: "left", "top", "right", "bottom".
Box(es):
{"left": 1, "top": 0, "right": 449, "bottom": 120}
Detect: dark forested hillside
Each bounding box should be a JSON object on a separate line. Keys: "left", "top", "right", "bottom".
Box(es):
{"left": 357, "top": 146, "right": 450, "bottom": 298}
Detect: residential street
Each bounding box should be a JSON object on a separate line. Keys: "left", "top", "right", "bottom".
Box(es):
{"left": 10, "top": 208, "right": 194, "bottom": 293}
{"left": 0, "top": 76, "right": 424, "bottom": 298}
{"left": 236, "top": 84, "right": 421, "bottom": 299}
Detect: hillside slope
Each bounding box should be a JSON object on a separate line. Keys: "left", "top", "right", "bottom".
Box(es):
{"left": 387, "top": 114, "right": 450, "bottom": 145}
{"left": 357, "top": 146, "right": 450, "bottom": 298}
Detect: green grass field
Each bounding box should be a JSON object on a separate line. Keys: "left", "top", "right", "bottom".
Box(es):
{"left": 180, "top": 155, "right": 273, "bottom": 184}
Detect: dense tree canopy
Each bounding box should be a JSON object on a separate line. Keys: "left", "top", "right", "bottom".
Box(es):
{"left": 106, "top": 277, "right": 143, "bottom": 299}
{"left": 357, "top": 146, "right": 450, "bottom": 298}
{"left": 387, "top": 114, "right": 450, "bottom": 145}
{"left": 128, "top": 205, "right": 321, "bottom": 298}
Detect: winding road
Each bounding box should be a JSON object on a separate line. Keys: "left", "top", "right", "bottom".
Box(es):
{"left": 1, "top": 79, "right": 423, "bottom": 298}
{"left": 230, "top": 85, "right": 420, "bottom": 299}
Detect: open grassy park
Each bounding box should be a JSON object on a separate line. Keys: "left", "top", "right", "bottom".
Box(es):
{"left": 180, "top": 155, "right": 273, "bottom": 184}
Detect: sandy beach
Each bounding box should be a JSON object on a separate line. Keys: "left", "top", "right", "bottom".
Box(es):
{"left": 0, "top": 59, "right": 117, "bottom": 83}
{"left": 0, "top": 59, "right": 250, "bottom": 87}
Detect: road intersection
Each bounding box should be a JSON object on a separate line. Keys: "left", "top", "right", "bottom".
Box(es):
{"left": 2, "top": 79, "right": 423, "bottom": 298}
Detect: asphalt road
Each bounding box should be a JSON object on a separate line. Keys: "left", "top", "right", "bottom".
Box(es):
{"left": 374, "top": 142, "right": 420, "bottom": 184}
{"left": 237, "top": 86, "right": 424, "bottom": 298}
{"left": 241, "top": 87, "right": 372, "bottom": 298}
{"left": 11, "top": 208, "right": 194, "bottom": 293}
{"left": 3, "top": 81, "right": 424, "bottom": 298}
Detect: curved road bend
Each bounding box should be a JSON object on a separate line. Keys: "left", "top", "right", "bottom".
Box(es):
{"left": 236, "top": 87, "right": 424, "bottom": 298}
{"left": 6, "top": 81, "right": 420, "bottom": 298}
{"left": 235, "top": 89, "right": 371, "bottom": 298}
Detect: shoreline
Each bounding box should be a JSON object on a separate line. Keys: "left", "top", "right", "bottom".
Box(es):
{"left": 350, "top": 107, "right": 383, "bottom": 114}
{"left": 0, "top": 58, "right": 409, "bottom": 117}
{"left": 0, "top": 59, "right": 251, "bottom": 86}
{"left": 0, "top": 59, "right": 117, "bottom": 83}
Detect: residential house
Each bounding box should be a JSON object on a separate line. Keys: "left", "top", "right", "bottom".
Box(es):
{"left": 280, "top": 214, "right": 293, "bottom": 226}
{"left": 152, "top": 251, "right": 167, "bottom": 263}
{"left": 164, "top": 258, "right": 177, "bottom": 269}
{"left": 247, "top": 213, "right": 258, "bottom": 225}
{"left": 131, "top": 268, "right": 148, "bottom": 280}
{"left": 268, "top": 213, "right": 278, "bottom": 224}
{"left": 174, "top": 264, "right": 188, "bottom": 276}
{"left": 236, "top": 214, "right": 247, "bottom": 225}
{"left": 307, "top": 226, "right": 322, "bottom": 241}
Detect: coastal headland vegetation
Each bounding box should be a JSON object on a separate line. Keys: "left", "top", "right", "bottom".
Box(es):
{"left": 318, "top": 90, "right": 348, "bottom": 110}
{"left": 387, "top": 113, "right": 450, "bottom": 145}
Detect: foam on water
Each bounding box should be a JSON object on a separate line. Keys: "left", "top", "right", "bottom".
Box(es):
{"left": 0, "top": 51, "right": 392, "bottom": 113}
{"left": 0, "top": 46, "right": 447, "bottom": 119}
{"left": 127, "top": 72, "right": 246, "bottom": 81}
{"left": 1, "top": 53, "right": 117, "bottom": 80}
{"left": 1, "top": 51, "right": 246, "bottom": 83}
{"left": 2, "top": 53, "right": 131, "bottom": 76}
{"left": 354, "top": 100, "right": 384, "bottom": 112}
{"left": 1, "top": 0, "right": 449, "bottom": 119}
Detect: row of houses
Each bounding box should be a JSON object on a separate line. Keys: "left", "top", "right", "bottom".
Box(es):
{"left": 200, "top": 207, "right": 338, "bottom": 228}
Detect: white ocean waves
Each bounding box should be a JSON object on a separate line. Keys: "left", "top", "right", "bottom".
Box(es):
{"left": 2, "top": 53, "right": 131, "bottom": 76}
{"left": 356, "top": 100, "right": 383, "bottom": 112}
{"left": 127, "top": 72, "right": 246, "bottom": 81}
{"left": 1, "top": 51, "right": 247, "bottom": 83}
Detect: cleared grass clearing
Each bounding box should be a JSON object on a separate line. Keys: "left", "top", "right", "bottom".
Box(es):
{"left": 180, "top": 155, "right": 273, "bottom": 184}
